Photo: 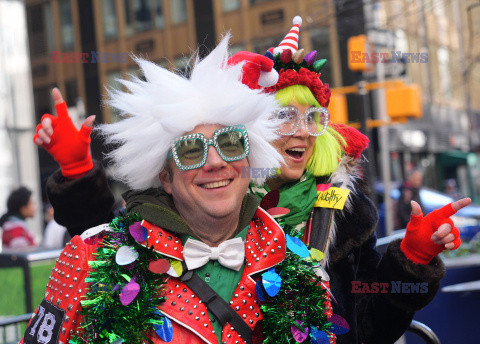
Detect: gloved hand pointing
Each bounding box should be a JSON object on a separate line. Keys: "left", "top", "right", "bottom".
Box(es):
{"left": 33, "top": 88, "right": 95, "bottom": 179}
{"left": 400, "top": 198, "right": 471, "bottom": 264}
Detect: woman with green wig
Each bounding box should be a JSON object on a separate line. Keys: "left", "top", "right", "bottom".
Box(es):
{"left": 231, "top": 16, "right": 465, "bottom": 343}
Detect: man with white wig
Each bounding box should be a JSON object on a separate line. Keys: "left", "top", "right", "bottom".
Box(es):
{"left": 23, "top": 36, "right": 292, "bottom": 344}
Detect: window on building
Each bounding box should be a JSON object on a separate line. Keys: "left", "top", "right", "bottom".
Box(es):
{"left": 133, "top": 0, "right": 153, "bottom": 32}
{"left": 222, "top": 0, "right": 240, "bottom": 12}
{"left": 128, "top": 65, "right": 141, "bottom": 79}
{"left": 156, "top": 58, "right": 169, "bottom": 69}
{"left": 124, "top": 0, "right": 161, "bottom": 34}
{"left": 59, "top": 0, "right": 74, "bottom": 51}
{"left": 170, "top": 0, "right": 187, "bottom": 24}
{"left": 124, "top": 0, "right": 134, "bottom": 36}
{"left": 107, "top": 71, "right": 124, "bottom": 122}
{"left": 437, "top": 46, "right": 451, "bottom": 99}
{"left": 229, "top": 44, "right": 245, "bottom": 55}
{"left": 433, "top": 0, "right": 445, "bottom": 17}
{"left": 252, "top": 36, "right": 282, "bottom": 54}
{"left": 174, "top": 55, "right": 190, "bottom": 75}
{"left": 64, "top": 80, "right": 79, "bottom": 105}
{"left": 249, "top": 0, "right": 275, "bottom": 5}
{"left": 44, "top": 3, "right": 55, "bottom": 52}
{"left": 154, "top": 0, "right": 164, "bottom": 28}
{"left": 27, "top": 3, "right": 55, "bottom": 56}
{"left": 102, "top": 0, "right": 118, "bottom": 40}
{"left": 309, "top": 27, "right": 332, "bottom": 85}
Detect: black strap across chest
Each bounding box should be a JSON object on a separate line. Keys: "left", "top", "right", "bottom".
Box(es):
{"left": 181, "top": 270, "right": 253, "bottom": 344}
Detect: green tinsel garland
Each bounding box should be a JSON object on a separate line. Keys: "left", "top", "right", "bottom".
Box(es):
{"left": 69, "top": 214, "right": 167, "bottom": 344}
{"left": 260, "top": 219, "right": 333, "bottom": 343}
{"left": 273, "top": 57, "right": 310, "bottom": 73}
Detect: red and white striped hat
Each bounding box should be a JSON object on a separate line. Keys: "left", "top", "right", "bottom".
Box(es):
{"left": 273, "top": 16, "right": 302, "bottom": 55}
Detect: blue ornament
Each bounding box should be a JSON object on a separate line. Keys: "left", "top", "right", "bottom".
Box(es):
{"left": 310, "top": 326, "right": 330, "bottom": 344}
{"left": 256, "top": 279, "right": 267, "bottom": 302}
{"left": 265, "top": 50, "right": 274, "bottom": 60}
{"left": 154, "top": 316, "right": 173, "bottom": 342}
{"left": 262, "top": 268, "right": 282, "bottom": 297}
{"left": 285, "top": 234, "right": 310, "bottom": 257}
{"left": 328, "top": 314, "right": 350, "bottom": 335}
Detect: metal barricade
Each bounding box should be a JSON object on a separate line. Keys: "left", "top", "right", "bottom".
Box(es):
{"left": 0, "top": 313, "right": 32, "bottom": 344}
{"left": 407, "top": 320, "right": 441, "bottom": 344}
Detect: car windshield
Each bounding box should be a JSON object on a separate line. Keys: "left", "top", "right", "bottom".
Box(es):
{"left": 420, "top": 188, "right": 454, "bottom": 208}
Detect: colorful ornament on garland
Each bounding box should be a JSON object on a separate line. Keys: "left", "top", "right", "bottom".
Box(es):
{"left": 313, "top": 59, "right": 327, "bottom": 72}
{"left": 262, "top": 268, "right": 282, "bottom": 297}
{"left": 115, "top": 246, "right": 139, "bottom": 265}
{"left": 328, "top": 314, "right": 350, "bottom": 335}
{"left": 309, "top": 247, "right": 325, "bottom": 262}
{"left": 304, "top": 50, "right": 317, "bottom": 66}
{"left": 154, "top": 315, "right": 173, "bottom": 342}
{"left": 120, "top": 276, "right": 140, "bottom": 306}
{"left": 310, "top": 326, "right": 330, "bottom": 344}
{"left": 293, "top": 49, "right": 306, "bottom": 64}
{"left": 129, "top": 221, "right": 148, "bottom": 242}
{"left": 148, "top": 258, "right": 171, "bottom": 274}
{"left": 286, "top": 234, "right": 310, "bottom": 257}
{"left": 260, "top": 189, "right": 291, "bottom": 217}
{"left": 166, "top": 260, "right": 183, "bottom": 277}
{"left": 291, "top": 321, "right": 309, "bottom": 342}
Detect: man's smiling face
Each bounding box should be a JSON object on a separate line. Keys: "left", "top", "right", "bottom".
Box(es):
{"left": 161, "top": 124, "right": 250, "bottom": 221}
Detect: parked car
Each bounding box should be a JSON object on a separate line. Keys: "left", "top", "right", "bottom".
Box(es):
{"left": 376, "top": 183, "right": 480, "bottom": 240}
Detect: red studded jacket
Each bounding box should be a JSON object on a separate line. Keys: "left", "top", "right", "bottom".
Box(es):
{"left": 20, "top": 207, "right": 286, "bottom": 344}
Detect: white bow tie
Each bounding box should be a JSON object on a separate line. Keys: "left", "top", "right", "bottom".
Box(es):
{"left": 183, "top": 237, "right": 245, "bottom": 271}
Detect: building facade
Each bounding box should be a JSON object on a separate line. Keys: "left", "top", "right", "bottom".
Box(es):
{"left": 366, "top": 0, "right": 480, "bottom": 201}
{"left": 24, "top": 0, "right": 480, "bottom": 202}
{"left": 0, "top": 0, "right": 42, "bottom": 244}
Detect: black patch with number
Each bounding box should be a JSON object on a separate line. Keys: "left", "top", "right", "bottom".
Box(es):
{"left": 24, "top": 298, "right": 66, "bottom": 344}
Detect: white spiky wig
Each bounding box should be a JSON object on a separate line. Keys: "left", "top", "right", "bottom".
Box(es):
{"left": 99, "top": 34, "right": 283, "bottom": 190}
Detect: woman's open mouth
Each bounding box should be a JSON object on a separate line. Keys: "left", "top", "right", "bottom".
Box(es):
{"left": 285, "top": 147, "right": 306, "bottom": 160}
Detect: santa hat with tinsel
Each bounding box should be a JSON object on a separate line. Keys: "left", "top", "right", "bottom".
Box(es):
{"left": 228, "top": 16, "right": 331, "bottom": 107}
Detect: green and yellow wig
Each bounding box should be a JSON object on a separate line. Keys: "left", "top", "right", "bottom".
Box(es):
{"left": 275, "top": 85, "right": 346, "bottom": 176}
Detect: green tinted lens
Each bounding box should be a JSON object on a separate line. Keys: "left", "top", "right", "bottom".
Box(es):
{"left": 176, "top": 138, "right": 204, "bottom": 166}
{"left": 217, "top": 131, "right": 245, "bottom": 158}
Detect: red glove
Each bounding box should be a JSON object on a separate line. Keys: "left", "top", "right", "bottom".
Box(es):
{"left": 400, "top": 203, "right": 461, "bottom": 264}
{"left": 33, "top": 101, "right": 93, "bottom": 179}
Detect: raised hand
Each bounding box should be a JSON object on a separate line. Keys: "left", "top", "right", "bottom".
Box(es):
{"left": 33, "top": 88, "right": 95, "bottom": 179}
{"left": 400, "top": 198, "right": 471, "bottom": 264}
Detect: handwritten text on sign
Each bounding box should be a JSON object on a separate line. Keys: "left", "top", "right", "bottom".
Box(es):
{"left": 314, "top": 186, "right": 351, "bottom": 209}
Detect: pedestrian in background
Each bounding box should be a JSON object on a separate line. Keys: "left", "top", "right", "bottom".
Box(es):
{"left": 0, "top": 186, "right": 37, "bottom": 250}
{"left": 42, "top": 203, "right": 68, "bottom": 248}
{"left": 397, "top": 169, "right": 424, "bottom": 229}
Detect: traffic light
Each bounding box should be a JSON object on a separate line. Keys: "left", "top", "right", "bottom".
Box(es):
{"left": 328, "top": 92, "right": 348, "bottom": 124}
{"left": 386, "top": 83, "right": 422, "bottom": 119}
{"left": 347, "top": 35, "right": 371, "bottom": 72}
